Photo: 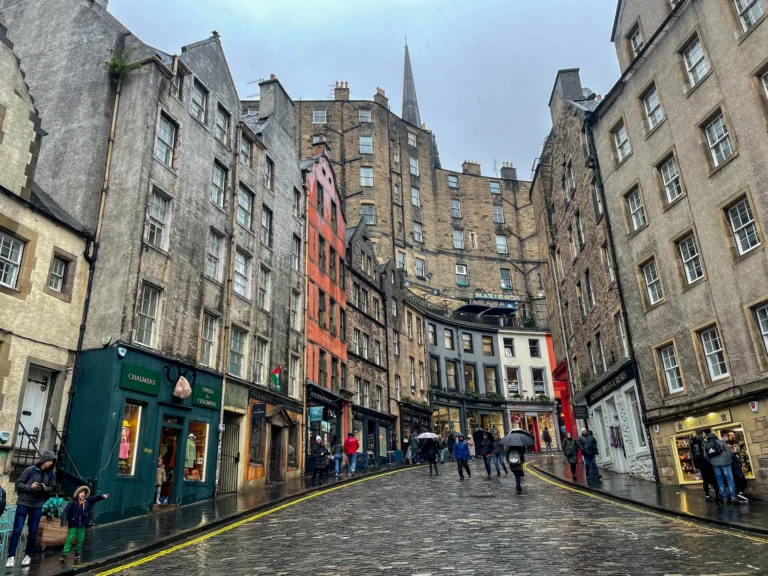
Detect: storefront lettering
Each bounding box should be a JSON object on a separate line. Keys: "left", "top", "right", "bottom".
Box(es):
{"left": 192, "top": 382, "right": 221, "bottom": 410}
{"left": 252, "top": 403, "right": 267, "bottom": 419}
{"left": 120, "top": 364, "right": 161, "bottom": 396}
{"left": 309, "top": 406, "right": 324, "bottom": 422}
{"left": 586, "top": 363, "right": 636, "bottom": 406}
{"left": 673, "top": 410, "right": 732, "bottom": 433}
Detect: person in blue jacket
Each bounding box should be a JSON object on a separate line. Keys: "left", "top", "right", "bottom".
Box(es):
{"left": 452, "top": 433, "right": 472, "bottom": 480}
{"left": 59, "top": 486, "right": 108, "bottom": 563}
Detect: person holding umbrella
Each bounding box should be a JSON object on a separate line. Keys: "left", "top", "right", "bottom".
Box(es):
{"left": 452, "top": 433, "right": 472, "bottom": 480}
{"left": 498, "top": 428, "right": 535, "bottom": 495}
{"left": 418, "top": 432, "right": 439, "bottom": 476}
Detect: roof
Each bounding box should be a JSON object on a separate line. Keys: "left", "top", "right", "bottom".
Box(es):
{"left": 30, "top": 184, "right": 92, "bottom": 237}
{"left": 568, "top": 98, "right": 601, "bottom": 113}
{"left": 402, "top": 43, "right": 421, "bottom": 127}
{"left": 610, "top": 0, "right": 623, "bottom": 41}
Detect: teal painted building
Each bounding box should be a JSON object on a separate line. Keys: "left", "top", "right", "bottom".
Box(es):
{"left": 63, "top": 344, "right": 222, "bottom": 524}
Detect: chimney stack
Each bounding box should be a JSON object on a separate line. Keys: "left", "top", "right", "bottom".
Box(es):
{"left": 334, "top": 81, "right": 350, "bottom": 101}
{"left": 312, "top": 134, "right": 331, "bottom": 157}
{"left": 374, "top": 87, "right": 389, "bottom": 109}
{"left": 461, "top": 160, "right": 481, "bottom": 176}
{"left": 500, "top": 161, "right": 518, "bottom": 181}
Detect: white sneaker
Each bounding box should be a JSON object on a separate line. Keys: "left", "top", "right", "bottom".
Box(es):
{"left": 737, "top": 494, "right": 749, "bottom": 502}
{"left": 21, "top": 555, "right": 31, "bottom": 566}
{"left": 5, "top": 557, "right": 14, "bottom": 568}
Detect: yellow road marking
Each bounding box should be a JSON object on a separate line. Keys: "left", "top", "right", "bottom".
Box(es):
{"left": 525, "top": 462, "right": 768, "bottom": 544}
{"left": 95, "top": 466, "right": 417, "bottom": 575}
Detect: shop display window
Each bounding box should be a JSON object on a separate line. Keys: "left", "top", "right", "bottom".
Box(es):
{"left": 714, "top": 424, "right": 754, "bottom": 479}
{"left": 185, "top": 421, "right": 209, "bottom": 482}
{"left": 288, "top": 424, "right": 298, "bottom": 467}
{"left": 673, "top": 423, "right": 755, "bottom": 483}
{"left": 118, "top": 402, "right": 142, "bottom": 476}
{"left": 537, "top": 413, "right": 555, "bottom": 446}
{"left": 353, "top": 420, "right": 364, "bottom": 453}
{"left": 490, "top": 412, "right": 505, "bottom": 437}
{"left": 673, "top": 433, "right": 702, "bottom": 483}
{"left": 250, "top": 416, "right": 264, "bottom": 465}
{"left": 378, "top": 427, "right": 387, "bottom": 457}
{"left": 449, "top": 408, "right": 461, "bottom": 433}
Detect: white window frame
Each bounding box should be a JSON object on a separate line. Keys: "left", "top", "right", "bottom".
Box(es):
{"left": 629, "top": 26, "right": 644, "bottom": 56}
{"left": 229, "top": 327, "right": 247, "bottom": 378}
{"left": 0, "top": 232, "right": 23, "bottom": 289}
{"left": 258, "top": 266, "right": 272, "bottom": 311}
{"left": 701, "top": 326, "right": 729, "bottom": 381}
{"left": 643, "top": 85, "right": 663, "bottom": 130}
{"left": 683, "top": 36, "right": 709, "bottom": 86}
{"left": 154, "top": 113, "right": 176, "bottom": 167}
{"left": 728, "top": 198, "right": 760, "bottom": 255}
{"left": 200, "top": 312, "right": 218, "bottom": 367}
{"left": 625, "top": 387, "right": 648, "bottom": 449}
{"left": 614, "top": 122, "right": 630, "bottom": 161}
{"left": 413, "top": 222, "right": 423, "bottom": 243}
{"left": 409, "top": 157, "right": 419, "bottom": 176}
{"left": 660, "top": 156, "right": 682, "bottom": 204}
{"left": 411, "top": 186, "right": 421, "bottom": 207}
{"left": 211, "top": 162, "right": 226, "bottom": 207}
{"left": 234, "top": 249, "right": 251, "bottom": 298}
{"left": 240, "top": 137, "right": 252, "bottom": 168}
{"left": 254, "top": 337, "right": 269, "bottom": 385}
{"left": 361, "top": 204, "right": 375, "bottom": 225}
{"left": 146, "top": 189, "right": 170, "bottom": 250}
{"left": 448, "top": 175, "right": 458, "bottom": 189}
{"left": 190, "top": 80, "right": 207, "bottom": 122}
{"left": 455, "top": 264, "right": 468, "bottom": 285}
{"left": 48, "top": 257, "right": 66, "bottom": 292}
{"left": 237, "top": 185, "right": 253, "bottom": 229}
{"left": 451, "top": 199, "right": 462, "bottom": 218}
{"left": 735, "top": 0, "right": 765, "bottom": 31}
{"left": 627, "top": 188, "right": 646, "bottom": 231}
{"left": 496, "top": 235, "right": 508, "bottom": 254}
{"left": 214, "top": 104, "right": 230, "bottom": 144}
{"left": 136, "top": 283, "right": 160, "bottom": 347}
{"left": 705, "top": 114, "right": 733, "bottom": 168}
{"left": 489, "top": 182, "right": 501, "bottom": 195}
{"left": 359, "top": 135, "right": 373, "bottom": 154}
{"left": 660, "top": 344, "right": 683, "bottom": 393}
{"left": 453, "top": 229, "right": 465, "bottom": 249}
{"left": 643, "top": 259, "right": 663, "bottom": 305}
{"left": 493, "top": 205, "right": 505, "bottom": 224}
{"left": 291, "top": 290, "right": 302, "bottom": 331}
{"left": 359, "top": 109, "right": 371, "bottom": 123}
{"left": 415, "top": 257, "right": 426, "bottom": 278}
{"left": 312, "top": 108, "right": 326, "bottom": 123}
{"left": 360, "top": 167, "right": 374, "bottom": 187}
{"left": 756, "top": 305, "right": 768, "bottom": 354}
{"left": 261, "top": 206, "right": 273, "bottom": 247}
{"left": 500, "top": 268, "right": 512, "bottom": 289}
{"left": 206, "top": 229, "right": 224, "bottom": 281}
{"left": 601, "top": 245, "right": 615, "bottom": 284}
{"left": 678, "top": 234, "right": 703, "bottom": 284}
{"left": 408, "top": 132, "right": 417, "bottom": 147}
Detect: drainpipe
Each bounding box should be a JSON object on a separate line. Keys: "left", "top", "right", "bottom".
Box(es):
{"left": 301, "top": 174, "right": 310, "bottom": 473}
{"left": 584, "top": 119, "right": 660, "bottom": 483}
{"left": 214, "top": 124, "right": 242, "bottom": 497}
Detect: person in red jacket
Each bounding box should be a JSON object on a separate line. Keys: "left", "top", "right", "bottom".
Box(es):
{"left": 343, "top": 433, "right": 360, "bottom": 477}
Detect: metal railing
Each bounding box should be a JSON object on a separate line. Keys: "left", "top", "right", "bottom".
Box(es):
{"left": 11, "top": 421, "right": 43, "bottom": 475}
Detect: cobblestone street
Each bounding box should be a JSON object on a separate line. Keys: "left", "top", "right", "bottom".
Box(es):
{"left": 101, "top": 462, "right": 768, "bottom": 576}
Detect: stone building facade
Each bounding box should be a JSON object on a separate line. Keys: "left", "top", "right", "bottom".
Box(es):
{"left": 0, "top": 23, "right": 91, "bottom": 492}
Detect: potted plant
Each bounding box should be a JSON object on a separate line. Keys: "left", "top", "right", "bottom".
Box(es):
{"left": 37, "top": 496, "right": 68, "bottom": 547}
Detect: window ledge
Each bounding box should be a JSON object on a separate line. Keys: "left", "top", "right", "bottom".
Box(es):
{"left": 237, "top": 224, "right": 255, "bottom": 237}
{"left": 643, "top": 116, "right": 667, "bottom": 141}
{"left": 143, "top": 242, "right": 171, "bottom": 259}
{"left": 210, "top": 200, "right": 227, "bottom": 214}
{"left": 233, "top": 293, "right": 252, "bottom": 305}
{"left": 737, "top": 13, "right": 768, "bottom": 45}
{"left": 680, "top": 275, "right": 707, "bottom": 294}
{"left": 189, "top": 114, "right": 209, "bottom": 131}
{"left": 702, "top": 375, "right": 733, "bottom": 388}
{"left": 661, "top": 193, "right": 686, "bottom": 213}
{"left": 42, "top": 285, "right": 73, "bottom": 304}
{"left": 643, "top": 298, "right": 667, "bottom": 314}
{"left": 707, "top": 150, "right": 739, "bottom": 178}
{"left": 627, "top": 222, "right": 648, "bottom": 240}
{"left": 733, "top": 242, "right": 764, "bottom": 265}
{"left": 684, "top": 70, "right": 712, "bottom": 99}
{"left": 614, "top": 150, "right": 633, "bottom": 170}
{"left": 257, "top": 306, "right": 272, "bottom": 316}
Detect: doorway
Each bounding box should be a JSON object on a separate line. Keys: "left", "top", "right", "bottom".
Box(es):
{"left": 219, "top": 416, "right": 240, "bottom": 494}
{"left": 605, "top": 398, "right": 628, "bottom": 473}
{"left": 157, "top": 417, "right": 183, "bottom": 506}
{"left": 268, "top": 425, "right": 284, "bottom": 484}
{"left": 14, "top": 366, "right": 56, "bottom": 473}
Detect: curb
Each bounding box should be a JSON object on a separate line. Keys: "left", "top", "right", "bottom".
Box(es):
{"left": 532, "top": 464, "right": 768, "bottom": 537}
{"left": 64, "top": 463, "right": 422, "bottom": 575}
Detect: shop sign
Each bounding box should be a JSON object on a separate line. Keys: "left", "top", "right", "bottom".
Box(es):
{"left": 585, "top": 363, "right": 636, "bottom": 406}
{"left": 252, "top": 403, "right": 266, "bottom": 419}
{"left": 473, "top": 291, "right": 521, "bottom": 302}
{"left": 192, "top": 383, "right": 221, "bottom": 409}
{"left": 673, "top": 410, "right": 732, "bottom": 433}
{"left": 248, "top": 386, "right": 302, "bottom": 413}
{"left": 307, "top": 383, "right": 339, "bottom": 406}
{"left": 309, "top": 406, "right": 324, "bottom": 422}
{"left": 120, "top": 364, "right": 161, "bottom": 396}
{"left": 573, "top": 405, "right": 588, "bottom": 420}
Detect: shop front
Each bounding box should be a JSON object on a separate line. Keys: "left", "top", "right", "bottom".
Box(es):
{"left": 351, "top": 405, "right": 395, "bottom": 467}
{"left": 305, "top": 382, "right": 343, "bottom": 473}
{"left": 431, "top": 391, "right": 507, "bottom": 438}
{"left": 506, "top": 400, "right": 558, "bottom": 452}
{"left": 64, "top": 344, "right": 221, "bottom": 524}
{"left": 553, "top": 361, "right": 576, "bottom": 440}
{"left": 399, "top": 400, "right": 433, "bottom": 444}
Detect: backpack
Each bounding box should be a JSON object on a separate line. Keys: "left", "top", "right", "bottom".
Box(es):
{"left": 707, "top": 440, "right": 723, "bottom": 456}
{"left": 508, "top": 451, "right": 521, "bottom": 465}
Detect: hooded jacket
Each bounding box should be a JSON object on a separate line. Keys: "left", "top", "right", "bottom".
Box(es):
{"left": 704, "top": 433, "right": 732, "bottom": 467}
{"left": 60, "top": 486, "right": 106, "bottom": 528}
{"left": 479, "top": 436, "right": 493, "bottom": 457}
{"left": 452, "top": 439, "right": 470, "bottom": 460}
{"left": 577, "top": 434, "right": 598, "bottom": 457}
{"left": 562, "top": 437, "right": 578, "bottom": 463}
{"left": 16, "top": 451, "right": 56, "bottom": 508}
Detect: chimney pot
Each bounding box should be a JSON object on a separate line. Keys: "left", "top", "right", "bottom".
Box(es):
{"left": 270, "top": 74, "right": 276, "bottom": 80}
{"left": 500, "top": 161, "right": 518, "bottom": 181}
{"left": 334, "top": 81, "right": 350, "bottom": 101}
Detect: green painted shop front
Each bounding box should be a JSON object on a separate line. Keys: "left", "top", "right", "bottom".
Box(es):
{"left": 63, "top": 344, "right": 222, "bottom": 524}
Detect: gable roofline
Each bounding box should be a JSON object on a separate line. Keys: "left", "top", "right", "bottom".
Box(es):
{"left": 610, "top": 0, "right": 623, "bottom": 41}
{"left": 181, "top": 33, "right": 238, "bottom": 99}
{"left": 547, "top": 68, "right": 581, "bottom": 109}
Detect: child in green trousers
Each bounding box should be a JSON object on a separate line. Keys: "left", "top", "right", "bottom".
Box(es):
{"left": 60, "top": 486, "right": 108, "bottom": 562}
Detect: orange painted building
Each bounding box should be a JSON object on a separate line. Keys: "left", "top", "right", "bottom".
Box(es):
{"left": 300, "top": 149, "right": 348, "bottom": 472}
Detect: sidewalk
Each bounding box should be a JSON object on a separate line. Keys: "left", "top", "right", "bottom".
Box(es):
{"left": 10, "top": 462, "right": 415, "bottom": 576}
{"left": 533, "top": 455, "right": 768, "bottom": 535}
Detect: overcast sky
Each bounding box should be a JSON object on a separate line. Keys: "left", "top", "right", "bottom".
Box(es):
{"left": 111, "top": 0, "right": 620, "bottom": 181}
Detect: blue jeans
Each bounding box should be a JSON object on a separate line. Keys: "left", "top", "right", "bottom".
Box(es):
{"left": 483, "top": 455, "right": 492, "bottom": 476}
{"left": 347, "top": 453, "right": 357, "bottom": 475}
{"left": 9, "top": 504, "right": 43, "bottom": 558}
{"left": 714, "top": 464, "right": 737, "bottom": 499}
{"left": 493, "top": 453, "right": 507, "bottom": 474}
{"left": 334, "top": 454, "right": 343, "bottom": 476}
{"left": 440, "top": 449, "right": 445, "bottom": 464}
{"left": 583, "top": 454, "right": 598, "bottom": 480}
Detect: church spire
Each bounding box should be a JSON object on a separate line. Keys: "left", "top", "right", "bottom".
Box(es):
{"left": 402, "top": 42, "right": 421, "bottom": 127}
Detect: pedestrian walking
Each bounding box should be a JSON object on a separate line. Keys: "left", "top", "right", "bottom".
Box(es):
{"left": 452, "top": 433, "right": 472, "bottom": 480}
{"left": 447, "top": 433, "right": 456, "bottom": 462}
{"left": 422, "top": 438, "right": 439, "bottom": 476}
{"left": 311, "top": 437, "right": 329, "bottom": 486}
{"left": 507, "top": 446, "right": 525, "bottom": 495}
{"left": 438, "top": 436, "right": 447, "bottom": 464}
{"left": 409, "top": 433, "right": 420, "bottom": 465}
{"left": 343, "top": 433, "right": 359, "bottom": 477}
{"left": 542, "top": 427, "right": 553, "bottom": 456}
{"left": 331, "top": 436, "right": 344, "bottom": 479}
{"left": 155, "top": 457, "right": 166, "bottom": 504}
{"left": 6, "top": 451, "right": 56, "bottom": 568}
{"left": 480, "top": 432, "right": 494, "bottom": 478}
{"left": 576, "top": 428, "right": 599, "bottom": 484}
{"left": 704, "top": 432, "right": 741, "bottom": 503}
{"left": 59, "top": 487, "right": 108, "bottom": 563}
{"left": 562, "top": 432, "right": 579, "bottom": 480}
{"left": 689, "top": 434, "right": 719, "bottom": 501}
{"left": 730, "top": 450, "right": 749, "bottom": 502}
{"left": 467, "top": 436, "right": 475, "bottom": 461}
{"left": 491, "top": 431, "right": 508, "bottom": 477}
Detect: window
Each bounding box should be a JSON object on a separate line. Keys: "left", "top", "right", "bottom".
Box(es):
{"left": 413, "top": 222, "right": 423, "bottom": 243}
{"left": 261, "top": 206, "right": 273, "bottom": 247}
{"left": 211, "top": 163, "right": 226, "bottom": 207}
{"left": 757, "top": 305, "right": 768, "bottom": 354}
{"left": 506, "top": 366, "right": 520, "bottom": 394}
{"left": 446, "top": 361, "right": 457, "bottom": 389}
{"left": 728, "top": 198, "right": 760, "bottom": 255}
{"left": 532, "top": 368, "right": 546, "bottom": 395}
{"left": 240, "top": 137, "right": 252, "bottom": 168}
{"left": 659, "top": 156, "right": 682, "bottom": 204}
{"left": 450, "top": 199, "right": 462, "bottom": 219}
{"left": 615, "top": 312, "right": 628, "bottom": 357}
{"left": 249, "top": 411, "right": 264, "bottom": 465}
{"left": 372, "top": 296, "right": 379, "bottom": 320}
{"left": 595, "top": 332, "right": 606, "bottom": 372}
{"left": 496, "top": 235, "right": 508, "bottom": 254}
{"left": 354, "top": 377, "right": 361, "bottom": 404}
{"left": 291, "top": 290, "right": 301, "bottom": 331}
{"left": 353, "top": 329, "right": 360, "bottom": 355}
{"left": 318, "top": 290, "right": 326, "bottom": 326}
{"left": 482, "top": 336, "right": 494, "bottom": 356}
{"left": 469, "top": 231, "right": 477, "bottom": 249}
{"left": 0, "top": 232, "right": 23, "bottom": 289}
{"left": 155, "top": 113, "right": 176, "bottom": 167}
{"left": 331, "top": 201, "right": 338, "bottom": 233}
{"left": 428, "top": 323, "right": 436, "bottom": 345}
{"left": 409, "top": 157, "right": 419, "bottom": 176}
{"left": 629, "top": 25, "right": 644, "bottom": 56}
{"left": 626, "top": 388, "right": 647, "bottom": 449}
{"left": 361, "top": 204, "right": 375, "bottom": 225}
{"left": 489, "top": 182, "right": 500, "bottom": 194}
{"left": 190, "top": 80, "right": 207, "bottom": 122}
{"left": 658, "top": 344, "right": 683, "bottom": 393}
{"left": 361, "top": 289, "right": 368, "bottom": 313}
{"left": 312, "top": 108, "right": 326, "bottom": 123}
{"left": 700, "top": 326, "right": 729, "bottom": 380}
{"left": 683, "top": 36, "right": 709, "bottom": 86}
{"left": 411, "top": 186, "right": 420, "bottom": 207}
{"left": 503, "top": 337, "right": 515, "bottom": 357}
{"left": 593, "top": 183, "right": 604, "bottom": 217}
{"left": 413, "top": 257, "right": 425, "bottom": 279}
{"left": 585, "top": 269, "right": 595, "bottom": 308}
{"left": 408, "top": 132, "right": 417, "bottom": 147}
{"left": 613, "top": 121, "right": 630, "bottom": 162}
{"left": 455, "top": 264, "right": 467, "bottom": 285}
{"left": 206, "top": 230, "right": 224, "bottom": 281}
{"left": 448, "top": 175, "right": 458, "bottom": 189}
{"left": 736, "top": 0, "right": 766, "bottom": 30}
{"left": 568, "top": 226, "right": 577, "bottom": 259}
{"left": 643, "top": 85, "right": 663, "bottom": 130}
{"left": 705, "top": 114, "right": 733, "bottom": 168}
{"left": 118, "top": 402, "right": 142, "bottom": 476}
{"left": 258, "top": 266, "right": 271, "bottom": 311}
{"left": 642, "top": 259, "right": 663, "bottom": 305}
{"left": 493, "top": 205, "right": 505, "bottom": 224}
{"left": 289, "top": 356, "right": 300, "bottom": 400}
{"left": 444, "top": 329, "right": 454, "bottom": 350}
{"left": 597, "top": 244, "right": 614, "bottom": 285}
{"left": 359, "top": 109, "right": 371, "bottom": 123}
{"left": 48, "top": 257, "right": 66, "bottom": 292}
{"left": 453, "top": 229, "right": 465, "bottom": 249}
{"left": 136, "top": 283, "right": 160, "bottom": 347}
{"left": 392, "top": 300, "right": 397, "bottom": 317}
{"left": 229, "top": 326, "right": 246, "bottom": 377}
{"left": 395, "top": 375, "right": 401, "bottom": 401}
{"left": 396, "top": 252, "right": 405, "bottom": 271}
{"left": 359, "top": 136, "right": 373, "bottom": 154}
{"left": 237, "top": 185, "right": 254, "bottom": 229}
{"left": 462, "top": 333, "right": 473, "bottom": 353}
{"left": 500, "top": 268, "right": 512, "bottom": 290}
{"left": 318, "top": 351, "right": 327, "bottom": 388}
{"left": 587, "top": 342, "right": 596, "bottom": 374}
{"left": 627, "top": 188, "right": 646, "bottom": 231}
{"left": 318, "top": 237, "right": 326, "bottom": 272}
{"left": 375, "top": 341, "right": 381, "bottom": 365}
{"left": 464, "top": 364, "right": 476, "bottom": 392}
{"left": 146, "top": 189, "right": 169, "bottom": 250}
{"left": 292, "top": 235, "right": 301, "bottom": 271}
{"left": 214, "top": 105, "right": 230, "bottom": 144}
{"left": 417, "top": 318, "right": 423, "bottom": 344}
{"left": 340, "top": 261, "right": 346, "bottom": 289}
{"left": 362, "top": 335, "right": 369, "bottom": 359}
{"left": 576, "top": 282, "right": 586, "bottom": 319}
{"left": 566, "top": 163, "right": 575, "bottom": 197}
{"left": 234, "top": 249, "right": 251, "bottom": 298}
{"left": 254, "top": 337, "right": 269, "bottom": 385}
{"left": 316, "top": 183, "right": 325, "bottom": 217}
{"left": 294, "top": 189, "right": 302, "bottom": 218}
{"left": 392, "top": 330, "right": 401, "bottom": 356}
{"left": 484, "top": 366, "right": 499, "bottom": 395}
{"left": 430, "top": 356, "right": 439, "bottom": 387}
{"left": 375, "top": 385, "right": 383, "bottom": 411}
{"left": 261, "top": 154, "right": 275, "bottom": 191}
{"left": 528, "top": 339, "right": 541, "bottom": 358}
{"left": 360, "top": 167, "right": 374, "bottom": 187}
{"left": 678, "top": 234, "right": 704, "bottom": 284}
{"left": 575, "top": 211, "right": 585, "bottom": 249}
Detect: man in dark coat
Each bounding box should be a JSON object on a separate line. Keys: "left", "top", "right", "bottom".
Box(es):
{"left": 408, "top": 433, "right": 420, "bottom": 465}
{"left": 422, "top": 438, "right": 438, "bottom": 476}
{"left": 704, "top": 432, "right": 739, "bottom": 502}
{"left": 690, "top": 434, "right": 719, "bottom": 501}
{"left": 311, "top": 437, "right": 329, "bottom": 486}
{"left": 447, "top": 434, "right": 456, "bottom": 462}
{"left": 576, "top": 428, "right": 599, "bottom": 483}
{"left": 479, "top": 432, "right": 494, "bottom": 478}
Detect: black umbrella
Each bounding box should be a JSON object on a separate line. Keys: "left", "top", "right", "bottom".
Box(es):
{"left": 499, "top": 429, "right": 536, "bottom": 447}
